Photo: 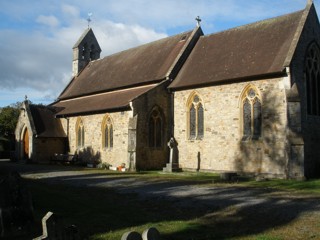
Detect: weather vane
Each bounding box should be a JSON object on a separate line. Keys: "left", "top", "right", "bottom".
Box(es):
{"left": 87, "top": 13, "right": 93, "bottom": 28}
{"left": 195, "top": 16, "right": 201, "bottom": 27}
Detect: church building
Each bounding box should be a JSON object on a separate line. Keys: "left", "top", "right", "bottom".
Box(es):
{"left": 15, "top": 2, "right": 320, "bottom": 179}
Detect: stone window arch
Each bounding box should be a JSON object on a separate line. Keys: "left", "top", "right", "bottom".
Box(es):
{"left": 305, "top": 42, "right": 320, "bottom": 116}
{"left": 187, "top": 92, "right": 204, "bottom": 140}
{"left": 148, "top": 106, "right": 163, "bottom": 148}
{"left": 240, "top": 85, "right": 262, "bottom": 140}
{"left": 76, "top": 118, "right": 85, "bottom": 148}
{"left": 82, "top": 42, "right": 88, "bottom": 60}
{"left": 102, "top": 114, "right": 113, "bottom": 149}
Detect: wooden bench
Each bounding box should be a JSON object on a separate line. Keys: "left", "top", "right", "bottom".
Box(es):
{"left": 51, "top": 153, "right": 78, "bottom": 164}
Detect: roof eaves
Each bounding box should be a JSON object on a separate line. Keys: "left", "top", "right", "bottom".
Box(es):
{"left": 55, "top": 105, "right": 131, "bottom": 118}
{"left": 58, "top": 78, "right": 166, "bottom": 101}
{"left": 283, "top": 3, "right": 313, "bottom": 67}
{"left": 169, "top": 71, "right": 287, "bottom": 91}
{"left": 24, "top": 101, "right": 37, "bottom": 136}
{"left": 73, "top": 28, "right": 92, "bottom": 49}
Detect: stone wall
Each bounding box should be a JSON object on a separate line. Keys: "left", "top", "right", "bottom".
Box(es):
{"left": 289, "top": 4, "right": 320, "bottom": 178}
{"left": 63, "top": 111, "right": 131, "bottom": 168}
{"left": 133, "top": 82, "right": 172, "bottom": 170}
{"left": 173, "top": 78, "right": 289, "bottom": 177}
{"left": 15, "top": 102, "right": 35, "bottom": 161}
{"left": 33, "top": 138, "right": 66, "bottom": 162}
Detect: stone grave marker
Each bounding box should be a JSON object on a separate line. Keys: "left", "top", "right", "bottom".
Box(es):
{"left": 121, "top": 231, "right": 142, "bottom": 240}
{"left": 142, "top": 227, "right": 160, "bottom": 240}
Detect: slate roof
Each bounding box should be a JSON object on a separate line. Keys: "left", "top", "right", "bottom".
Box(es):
{"left": 169, "top": 7, "right": 309, "bottom": 90}
{"left": 54, "top": 84, "right": 158, "bottom": 117}
{"left": 29, "top": 104, "right": 66, "bottom": 138}
{"left": 59, "top": 29, "right": 196, "bottom": 100}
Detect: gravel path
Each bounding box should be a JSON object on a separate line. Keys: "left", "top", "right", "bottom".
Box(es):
{"left": 1, "top": 160, "right": 320, "bottom": 212}
{"left": 2, "top": 160, "right": 320, "bottom": 239}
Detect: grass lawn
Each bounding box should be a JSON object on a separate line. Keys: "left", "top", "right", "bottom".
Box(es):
{"left": 2, "top": 167, "right": 320, "bottom": 240}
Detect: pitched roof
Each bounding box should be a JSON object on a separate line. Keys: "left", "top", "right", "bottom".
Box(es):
{"left": 73, "top": 28, "right": 101, "bottom": 51}
{"left": 53, "top": 84, "right": 158, "bottom": 117}
{"left": 29, "top": 104, "right": 66, "bottom": 138}
{"left": 169, "top": 6, "right": 309, "bottom": 90}
{"left": 59, "top": 29, "right": 197, "bottom": 100}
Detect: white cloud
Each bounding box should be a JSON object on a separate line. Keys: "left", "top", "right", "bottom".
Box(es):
{"left": 36, "top": 15, "right": 60, "bottom": 28}
{"left": 93, "top": 20, "right": 167, "bottom": 56}
{"left": 0, "top": 0, "right": 314, "bottom": 107}
{"left": 61, "top": 4, "right": 80, "bottom": 18}
{"left": 0, "top": 7, "right": 168, "bottom": 107}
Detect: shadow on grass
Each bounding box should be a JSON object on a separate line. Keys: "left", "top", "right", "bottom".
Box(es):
{"left": 1, "top": 161, "right": 320, "bottom": 239}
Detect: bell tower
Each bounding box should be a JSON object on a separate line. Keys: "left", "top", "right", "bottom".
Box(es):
{"left": 72, "top": 28, "right": 101, "bottom": 77}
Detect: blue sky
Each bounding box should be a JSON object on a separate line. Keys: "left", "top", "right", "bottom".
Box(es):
{"left": 0, "top": 0, "right": 318, "bottom": 107}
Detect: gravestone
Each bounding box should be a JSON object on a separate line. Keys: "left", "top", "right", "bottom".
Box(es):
{"left": 121, "top": 231, "right": 142, "bottom": 240}
{"left": 121, "top": 227, "right": 160, "bottom": 240}
{"left": 33, "top": 211, "right": 79, "bottom": 240}
{"left": 163, "top": 137, "right": 181, "bottom": 172}
{"left": 142, "top": 227, "right": 160, "bottom": 240}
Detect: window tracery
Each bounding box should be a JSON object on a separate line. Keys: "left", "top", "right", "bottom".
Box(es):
{"left": 149, "top": 107, "right": 163, "bottom": 148}
{"left": 306, "top": 43, "right": 320, "bottom": 116}
{"left": 76, "top": 118, "right": 85, "bottom": 148}
{"left": 241, "top": 86, "right": 262, "bottom": 140}
{"left": 187, "top": 93, "right": 204, "bottom": 140}
{"left": 102, "top": 115, "right": 113, "bottom": 149}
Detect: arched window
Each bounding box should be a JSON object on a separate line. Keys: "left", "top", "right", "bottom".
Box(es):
{"left": 306, "top": 43, "right": 320, "bottom": 115}
{"left": 76, "top": 118, "right": 85, "bottom": 148}
{"left": 149, "top": 106, "right": 163, "bottom": 148}
{"left": 102, "top": 115, "right": 113, "bottom": 149}
{"left": 187, "top": 93, "right": 204, "bottom": 140}
{"left": 241, "top": 86, "right": 262, "bottom": 140}
{"left": 82, "top": 43, "right": 88, "bottom": 60}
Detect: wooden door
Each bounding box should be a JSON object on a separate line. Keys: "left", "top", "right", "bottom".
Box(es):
{"left": 23, "top": 129, "right": 29, "bottom": 159}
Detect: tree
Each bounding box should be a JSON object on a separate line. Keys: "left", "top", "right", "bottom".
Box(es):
{"left": 0, "top": 102, "right": 21, "bottom": 137}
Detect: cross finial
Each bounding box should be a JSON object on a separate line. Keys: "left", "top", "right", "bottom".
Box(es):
{"left": 24, "top": 95, "right": 28, "bottom": 101}
{"left": 87, "top": 13, "right": 92, "bottom": 28}
{"left": 195, "top": 16, "right": 201, "bottom": 27}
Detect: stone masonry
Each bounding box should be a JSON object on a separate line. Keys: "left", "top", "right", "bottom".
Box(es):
{"left": 174, "top": 77, "right": 290, "bottom": 178}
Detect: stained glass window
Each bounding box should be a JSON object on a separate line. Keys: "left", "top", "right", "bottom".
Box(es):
{"left": 109, "top": 125, "right": 113, "bottom": 148}
{"left": 149, "top": 107, "right": 163, "bottom": 148}
{"left": 306, "top": 43, "right": 320, "bottom": 115}
{"left": 103, "top": 115, "right": 113, "bottom": 149}
{"left": 149, "top": 116, "right": 155, "bottom": 147}
{"left": 243, "top": 99, "right": 252, "bottom": 137}
{"left": 253, "top": 100, "right": 262, "bottom": 137}
{"left": 197, "top": 103, "right": 204, "bottom": 139}
{"left": 242, "top": 87, "right": 262, "bottom": 140}
{"left": 77, "top": 120, "right": 85, "bottom": 148}
{"left": 81, "top": 127, "right": 84, "bottom": 147}
{"left": 105, "top": 126, "right": 109, "bottom": 148}
{"left": 77, "top": 127, "right": 82, "bottom": 147}
{"left": 189, "top": 104, "right": 196, "bottom": 139}
{"left": 188, "top": 94, "right": 204, "bottom": 140}
{"left": 155, "top": 118, "right": 162, "bottom": 147}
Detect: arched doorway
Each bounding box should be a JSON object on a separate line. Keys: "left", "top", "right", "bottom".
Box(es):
{"left": 23, "top": 128, "right": 29, "bottom": 159}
